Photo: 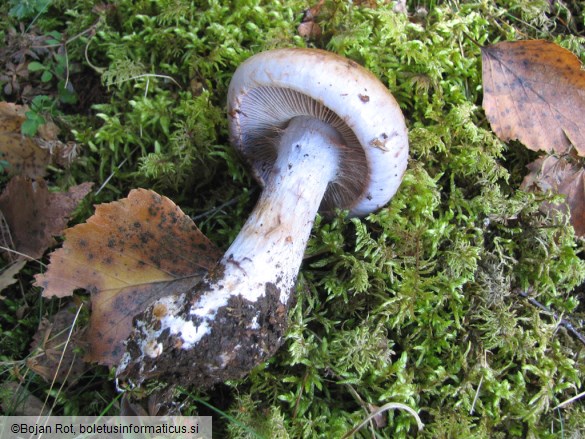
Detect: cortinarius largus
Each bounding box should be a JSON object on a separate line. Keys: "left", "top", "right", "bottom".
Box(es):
{"left": 118, "top": 48, "right": 408, "bottom": 388}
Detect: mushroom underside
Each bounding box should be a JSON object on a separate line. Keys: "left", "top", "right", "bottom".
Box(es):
{"left": 235, "top": 86, "right": 369, "bottom": 214}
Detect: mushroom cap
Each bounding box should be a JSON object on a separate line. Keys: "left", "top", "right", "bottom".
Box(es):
{"left": 227, "top": 48, "right": 408, "bottom": 217}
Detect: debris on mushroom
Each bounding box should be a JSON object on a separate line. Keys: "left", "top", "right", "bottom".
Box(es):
{"left": 117, "top": 48, "right": 409, "bottom": 388}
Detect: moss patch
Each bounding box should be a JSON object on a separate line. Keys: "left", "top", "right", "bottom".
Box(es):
{"left": 1, "top": 0, "right": 584, "bottom": 437}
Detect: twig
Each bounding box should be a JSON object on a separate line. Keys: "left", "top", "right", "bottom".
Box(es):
{"left": 292, "top": 369, "right": 308, "bottom": 419}
{"left": 94, "top": 146, "right": 140, "bottom": 195}
{"left": 461, "top": 31, "right": 483, "bottom": 50}
{"left": 470, "top": 350, "right": 488, "bottom": 415}
{"left": 0, "top": 246, "right": 46, "bottom": 266}
{"left": 517, "top": 290, "right": 585, "bottom": 347}
{"left": 554, "top": 390, "right": 585, "bottom": 410}
{"left": 113, "top": 73, "right": 182, "bottom": 89}
{"left": 32, "top": 20, "right": 99, "bottom": 49}
{"left": 192, "top": 189, "right": 257, "bottom": 222}
{"left": 24, "top": 0, "right": 51, "bottom": 33}
{"left": 84, "top": 35, "right": 104, "bottom": 74}
{"left": 325, "top": 365, "right": 404, "bottom": 439}
{"left": 470, "top": 375, "right": 483, "bottom": 415}
{"left": 340, "top": 402, "right": 424, "bottom": 439}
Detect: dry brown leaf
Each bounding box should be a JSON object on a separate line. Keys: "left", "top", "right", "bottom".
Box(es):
{"left": 482, "top": 40, "right": 585, "bottom": 156}
{"left": 298, "top": 0, "right": 324, "bottom": 39}
{"left": 0, "top": 102, "right": 50, "bottom": 178}
{"left": 521, "top": 155, "right": 585, "bottom": 236}
{"left": 0, "top": 177, "right": 93, "bottom": 259}
{"left": 0, "top": 259, "right": 26, "bottom": 294}
{"left": 26, "top": 304, "right": 86, "bottom": 384}
{"left": 297, "top": 21, "right": 322, "bottom": 39}
{"left": 0, "top": 102, "right": 28, "bottom": 130}
{"left": 34, "top": 189, "right": 221, "bottom": 365}
{"left": 0, "top": 132, "right": 50, "bottom": 178}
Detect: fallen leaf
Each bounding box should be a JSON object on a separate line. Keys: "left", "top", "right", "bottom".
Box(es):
{"left": 0, "top": 102, "right": 50, "bottom": 178}
{"left": 0, "top": 177, "right": 93, "bottom": 259}
{"left": 0, "top": 259, "right": 27, "bottom": 294}
{"left": 482, "top": 40, "right": 585, "bottom": 155}
{"left": 0, "top": 102, "right": 28, "bottom": 130}
{"left": 297, "top": 21, "right": 322, "bottom": 40}
{"left": 0, "top": 132, "right": 50, "bottom": 178}
{"left": 298, "top": 0, "right": 324, "bottom": 40}
{"left": 34, "top": 189, "right": 221, "bottom": 365}
{"left": 521, "top": 155, "right": 585, "bottom": 236}
{"left": 26, "top": 304, "right": 87, "bottom": 384}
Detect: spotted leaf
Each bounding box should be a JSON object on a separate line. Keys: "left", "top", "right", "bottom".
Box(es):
{"left": 34, "top": 189, "right": 221, "bottom": 365}
{"left": 482, "top": 40, "right": 585, "bottom": 155}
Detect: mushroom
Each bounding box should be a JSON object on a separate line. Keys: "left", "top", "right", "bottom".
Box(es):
{"left": 117, "top": 48, "right": 408, "bottom": 388}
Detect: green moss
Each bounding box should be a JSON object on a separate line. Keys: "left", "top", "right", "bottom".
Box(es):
{"left": 1, "top": 0, "right": 584, "bottom": 436}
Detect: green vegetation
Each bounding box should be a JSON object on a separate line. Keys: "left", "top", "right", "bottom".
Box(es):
{"left": 1, "top": 0, "right": 584, "bottom": 437}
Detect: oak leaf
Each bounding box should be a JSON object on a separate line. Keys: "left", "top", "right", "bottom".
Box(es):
{"left": 482, "top": 40, "right": 585, "bottom": 156}
{"left": 521, "top": 155, "right": 585, "bottom": 236}
{"left": 34, "top": 189, "right": 221, "bottom": 365}
{"left": 0, "top": 176, "right": 93, "bottom": 259}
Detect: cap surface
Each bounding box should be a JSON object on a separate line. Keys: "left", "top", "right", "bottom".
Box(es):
{"left": 227, "top": 48, "right": 408, "bottom": 216}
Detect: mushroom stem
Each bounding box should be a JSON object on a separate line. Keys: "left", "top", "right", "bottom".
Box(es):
{"left": 118, "top": 116, "right": 342, "bottom": 386}
{"left": 219, "top": 116, "right": 341, "bottom": 304}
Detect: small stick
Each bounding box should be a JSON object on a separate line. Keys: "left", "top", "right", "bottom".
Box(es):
{"left": 340, "top": 402, "right": 424, "bottom": 439}
{"left": 192, "top": 188, "right": 257, "bottom": 222}
{"left": 517, "top": 290, "right": 585, "bottom": 347}
{"left": 95, "top": 146, "right": 140, "bottom": 196}
{"left": 554, "top": 390, "right": 585, "bottom": 410}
